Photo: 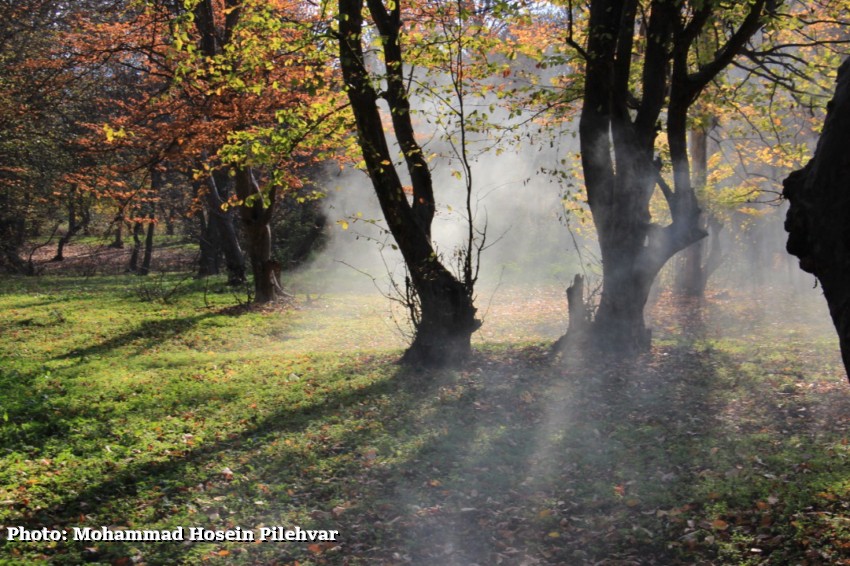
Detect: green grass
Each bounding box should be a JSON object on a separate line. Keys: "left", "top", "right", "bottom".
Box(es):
{"left": 0, "top": 273, "right": 849, "bottom": 564}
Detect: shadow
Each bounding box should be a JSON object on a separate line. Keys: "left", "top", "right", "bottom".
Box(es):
{"left": 54, "top": 313, "right": 217, "bottom": 360}
{"left": 0, "top": 345, "right": 724, "bottom": 563}
{"left": 341, "top": 344, "right": 731, "bottom": 565}
{"left": 3, "top": 329, "right": 847, "bottom": 565}
{"left": 327, "top": 332, "right": 845, "bottom": 564}
{"left": 8, "top": 360, "right": 419, "bottom": 565}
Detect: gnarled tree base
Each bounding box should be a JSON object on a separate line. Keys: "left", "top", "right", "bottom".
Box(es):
{"left": 553, "top": 272, "right": 652, "bottom": 359}
{"left": 399, "top": 277, "right": 480, "bottom": 367}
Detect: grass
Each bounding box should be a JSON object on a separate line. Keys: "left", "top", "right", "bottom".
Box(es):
{"left": 0, "top": 271, "right": 849, "bottom": 565}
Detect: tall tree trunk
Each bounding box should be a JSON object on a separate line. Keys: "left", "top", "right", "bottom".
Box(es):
{"left": 128, "top": 221, "right": 143, "bottom": 273}
{"left": 161, "top": 203, "right": 175, "bottom": 236}
{"left": 676, "top": 123, "right": 723, "bottom": 297}
{"left": 784, "top": 57, "right": 850, "bottom": 380}
{"left": 53, "top": 185, "right": 80, "bottom": 262}
{"left": 197, "top": 168, "right": 246, "bottom": 284}
{"left": 196, "top": 207, "right": 221, "bottom": 277}
{"left": 338, "top": 0, "right": 479, "bottom": 364}
{"left": 109, "top": 212, "right": 125, "bottom": 249}
{"left": 138, "top": 167, "right": 163, "bottom": 276}
{"left": 0, "top": 188, "right": 30, "bottom": 273}
{"left": 139, "top": 217, "right": 155, "bottom": 275}
{"left": 675, "top": 22, "right": 724, "bottom": 298}
{"left": 234, "top": 167, "right": 283, "bottom": 303}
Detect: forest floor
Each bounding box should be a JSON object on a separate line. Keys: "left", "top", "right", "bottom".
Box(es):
{"left": 1, "top": 256, "right": 849, "bottom": 565}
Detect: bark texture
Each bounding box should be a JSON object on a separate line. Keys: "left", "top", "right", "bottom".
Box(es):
{"left": 784, "top": 57, "right": 850, "bottom": 380}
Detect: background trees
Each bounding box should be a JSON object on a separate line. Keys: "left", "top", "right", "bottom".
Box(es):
{"left": 70, "top": 0, "right": 344, "bottom": 299}
{"left": 546, "top": 0, "right": 850, "bottom": 354}
{"left": 2, "top": 0, "right": 848, "bottom": 366}
{"left": 0, "top": 0, "right": 108, "bottom": 272}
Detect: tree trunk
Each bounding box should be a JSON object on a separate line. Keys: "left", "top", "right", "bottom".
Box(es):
{"left": 0, "top": 191, "right": 30, "bottom": 274}
{"left": 557, "top": 0, "right": 770, "bottom": 356}
{"left": 402, "top": 269, "right": 478, "bottom": 365}
{"left": 593, "top": 254, "right": 655, "bottom": 352}
{"left": 137, "top": 167, "right": 163, "bottom": 276}
{"left": 53, "top": 185, "right": 80, "bottom": 262}
{"left": 676, "top": 120, "right": 725, "bottom": 297}
{"left": 161, "top": 203, "right": 175, "bottom": 236}
{"left": 128, "top": 221, "right": 143, "bottom": 273}
{"left": 338, "top": 0, "right": 480, "bottom": 364}
{"left": 784, "top": 57, "right": 850, "bottom": 380}
{"left": 234, "top": 167, "right": 283, "bottom": 304}
{"left": 196, "top": 208, "right": 221, "bottom": 277}
{"left": 197, "top": 168, "right": 246, "bottom": 284}
{"left": 109, "top": 213, "right": 125, "bottom": 249}
{"left": 139, "top": 217, "right": 155, "bottom": 276}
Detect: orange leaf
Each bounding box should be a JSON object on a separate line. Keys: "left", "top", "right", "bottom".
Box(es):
{"left": 711, "top": 519, "right": 729, "bottom": 531}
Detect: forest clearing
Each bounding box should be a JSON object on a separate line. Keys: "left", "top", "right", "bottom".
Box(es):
{"left": 3, "top": 0, "right": 850, "bottom": 564}
{"left": 2, "top": 241, "right": 850, "bottom": 565}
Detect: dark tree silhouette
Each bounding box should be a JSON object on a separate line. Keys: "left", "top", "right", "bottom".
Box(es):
{"left": 561, "top": 0, "right": 770, "bottom": 353}
{"left": 784, "top": 57, "right": 850, "bottom": 380}
{"left": 338, "top": 0, "right": 480, "bottom": 365}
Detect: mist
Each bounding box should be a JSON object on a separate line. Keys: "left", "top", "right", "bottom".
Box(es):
{"left": 264, "top": 57, "right": 850, "bottom": 563}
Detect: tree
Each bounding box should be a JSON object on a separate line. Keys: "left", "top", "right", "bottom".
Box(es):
{"left": 558, "top": 0, "right": 793, "bottom": 353}
{"left": 784, "top": 57, "right": 850, "bottom": 379}
{"left": 0, "top": 0, "right": 97, "bottom": 273}
{"left": 670, "top": 3, "right": 849, "bottom": 298}
{"left": 337, "top": 0, "right": 497, "bottom": 365}
{"left": 75, "top": 0, "right": 341, "bottom": 299}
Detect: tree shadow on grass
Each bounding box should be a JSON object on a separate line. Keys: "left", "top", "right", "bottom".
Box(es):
{"left": 1, "top": 343, "right": 735, "bottom": 565}
{"left": 54, "top": 312, "right": 219, "bottom": 361}
{"left": 333, "top": 344, "right": 734, "bottom": 565}
{"left": 334, "top": 318, "right": 848, "bottom": 565}
{"left": 3, "top": 357, "right": 441, "bottom": 565}
{"left": 4, "top": 313, "right": 846, "bottom": 565}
